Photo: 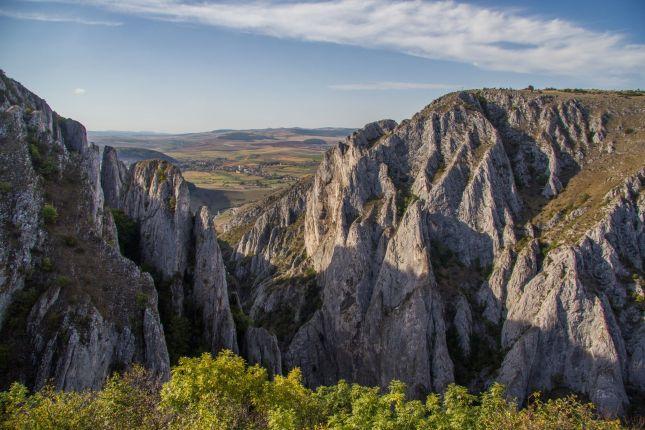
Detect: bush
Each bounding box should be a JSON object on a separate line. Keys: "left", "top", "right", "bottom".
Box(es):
{"left": 396, "top": 189, "right": 419, "bottom": 218}
{"left": 157, "top": 166, "right": 168, "bottom": 182}
{"left": 0, "top": 181, "right": 10, "bottom": 193}
{"left": 110, "top": 209, "right": 139, "bottom": 262}
{"left": 135, "top": 292, "right": 149, "bottom": 310}
{"left": 28, "top": 143, "right": 41, "bottom": 163}
{"left": 41, "top": 257, "right": 53, "bottom": 272}
{"left": 167, "top": 196, "right": 176, "bottom": 212}
{"left": 165, "top": 314, "right": 192, "bottom": 364}
{"left": 42, "top": 204, "right": 58, "bottom": 225}
{"left": 55, "top": 276, "right": 71, "bottom": 287}
{"left": 0, "top": 351, "right": 624, "bottom": 429}
{"left": 62, "top": 235, "right": 78, "bottom": 247}
{"left": 27, "top": 137, "right": 58, "bottom": 178}
{"left": 231, "top": 305, "right": 254, "bottom": 338}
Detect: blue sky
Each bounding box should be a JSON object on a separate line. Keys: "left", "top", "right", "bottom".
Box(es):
{"left": 1, "top": 1, "right": 644, "bottom": 132}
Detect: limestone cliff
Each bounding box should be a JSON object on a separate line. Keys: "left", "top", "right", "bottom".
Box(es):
{"left": 0, "top": 70, "right": 169, "bottom": 389}
{"left": 100, "top": 146, "right": 238, "bottom": 357}
{"left": 194, "top": 207, "right": 238, "bottom": 353}
{"left": 227, "top": 89, "right": 644, "bottom": 417}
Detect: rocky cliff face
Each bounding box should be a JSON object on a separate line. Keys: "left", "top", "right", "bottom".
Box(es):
{"left": 100, "top": 146, "right": 128, "bottom": 210}
{"left": 219, "top": 178, "right": 319, "bottom": 373}
{"left": 0, "top": 70, "right": 170, "bottom": 389}
{"left": 100, "top": 146, "right": 238, "bottom": 358}
{"left": 194, "top": 207, "right": 238, "bottom": 353}
{"left": 227, "top": 89, "right": 644, "bottom": 417}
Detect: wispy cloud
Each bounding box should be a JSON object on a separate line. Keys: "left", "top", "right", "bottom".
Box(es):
{"left": 330, "top": 82, "right": 459, "bottom": 91}
{"left": 23, "top": 0, "right": 645, "bottom": 83}
{"left": 0, "top": 9, "right": 122, "bottom": 26}
{"left": 73, "top": 88, "right": 86, "bottom": 95}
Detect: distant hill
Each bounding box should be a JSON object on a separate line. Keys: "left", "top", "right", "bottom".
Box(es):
{"left": 89, "top": 130, "right": 171, "bottom": 137}
{"left": 287, "top": 127, "right": 355, "bottom": 137}
{"left": 219, "top": 131, "right": 276, "bottom": 141}
{"left": 113, "top": 147, "right": 178, "bottom": 165}
{"left": 88, "top": 127, "right": 356, "bottom": 151}
{"left": 302, "top": 138, "right": 327, "bottom": 145}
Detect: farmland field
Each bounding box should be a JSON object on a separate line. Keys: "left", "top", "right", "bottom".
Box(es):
{"left": 89, "top": 127, "right": 353, "bottom": 211}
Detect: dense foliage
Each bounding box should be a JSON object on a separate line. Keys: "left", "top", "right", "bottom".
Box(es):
{"left": 110, "top": 208, "right": 140, "bottom": 262}
{"left": 0, "top": 350, "right": 623, "bottom": 429}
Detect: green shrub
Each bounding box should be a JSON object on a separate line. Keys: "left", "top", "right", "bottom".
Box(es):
{"left": 41, "top": 257, "right": 53, "bottom": 272}
{"left": 27, "top": 138, "right": 58, "bottom": 178}
{"left": 631, "top": 291, "right": 644, "bottom": 307}
{"left": 577, "top": 192, "right": 591, "bottom": 205}
{"left": 396, "top": 189, "right": 419, "bottom": 218}
{"left": 62, "top": 235, "right": 78, "bottom": 247}
{"left": 38, "top": 160, "right": 58, "bottom": 178}
{"left": 232, "top": 305, "right": 254, "bottom": 338}
{"left": 55, "top": 276, "right": 71, "bottom": 287}
{"left": 164, "top": 314, "right": 192, "bottom": 364}
{"left": 539, "top": 241, "right": 559, "bottom": 259}
{"left": 42, "top": 204, "right": 58, "bottom": 225}
{"left": 110, "top": 209, "right": 139, "bottom": 262}
{"left": 157, "top": 166, "right": 167, "bottom": 182}
{"left": 28, "top": 143, "right": 41, "bottom": 163}
{"left": 0, "top": 181, "right": 10, "bottom": 193}
{"left": 0, "top": 350, "right": 622, "bottom": 429}
{"left": 625, "top": 128, "right": 635, "bottom": 134}
{"left": 135, "top": 292, "right": 148, "bottom": 310}
{"left": 167, "top": 196, "right": 176, "bottom": 212}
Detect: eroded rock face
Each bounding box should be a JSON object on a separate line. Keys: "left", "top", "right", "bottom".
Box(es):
{"left": 101, "top": 147, "right": 239, "bottom": 359}
{"left": 0, "top": 101, "right": 44, "bottom": 328}
{"left": 499, "top": 170, "right": 644, "bottom": 416}
{"left": 0, "top": 70, "right": 170, "bottom": 390}
{"left": 226, "top": 177, "right": 321, "bottom": 370}
{"left": 194, "top": 207, "right": 238, "bottom": 353}
{"left": 233, "top": 178, "right": 311, "bottom": 282}
{"left": 101, "top": 146, "right": 128, "bottom": 210}
{"left": 228, "top": 90, "right": 644, "bottom": 417}
{"left": 122, "top": 160, "right": 193, "bottom": 284}
{"left": 28, "top": 248, "right": 171, "bottom": 390}
{"left": 243, "top": 327, "right": 282, "bottom": 377}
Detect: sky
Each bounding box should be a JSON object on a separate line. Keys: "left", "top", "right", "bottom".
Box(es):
{"left": 1, "top": 0, "right": 644, "bottom": 133}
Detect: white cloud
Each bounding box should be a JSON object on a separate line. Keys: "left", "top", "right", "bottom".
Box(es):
{"left": 329, "top": 82, "right": 459, "bottom": 90}
{"left": 0, "top": 9, "right": 122, "bottom": 26}
{"left": 26, "top": 0, "right": 645, "bottom": 83}
{"left": 73, "top": 88, "right": 86, "bottom": 95}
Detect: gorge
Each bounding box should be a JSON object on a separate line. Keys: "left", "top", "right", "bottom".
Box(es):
{"left": 0, "top": 70, "right": 643, "bottom": 418}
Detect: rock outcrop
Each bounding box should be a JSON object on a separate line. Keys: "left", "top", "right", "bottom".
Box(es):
{"left": 100, "top": 146, "right": 238, "bottom": 357}
{"left": 194, "top": 207, "right": 238, "bottom": 353}
{"left": 0, "top": 70, "right": 170, "bottom": 389}
{"left": 227, "top": 89, "right": 644, "bottom": 417}
{"left": 27, "top": 247, "right": 170, "bottom": 390}
{"left": 221, "top": 177, "right": 320, "bottom": 369}
{"left": 243, "top": 327, "right": 282, "bottom": 377}
{"left": 100, "top": 146, "right": 128, "bottom": 210}
{"left": 0, "top": 81, "right": 44, "bottom": 328}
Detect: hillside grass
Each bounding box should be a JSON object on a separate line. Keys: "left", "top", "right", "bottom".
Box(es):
{"left": 530, "top": 93, "right": 645, "bottom": 245}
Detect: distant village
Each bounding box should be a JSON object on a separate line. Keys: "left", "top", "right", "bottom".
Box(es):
{"left": 177, "top": 158, "right": 317, "bottom": 182}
